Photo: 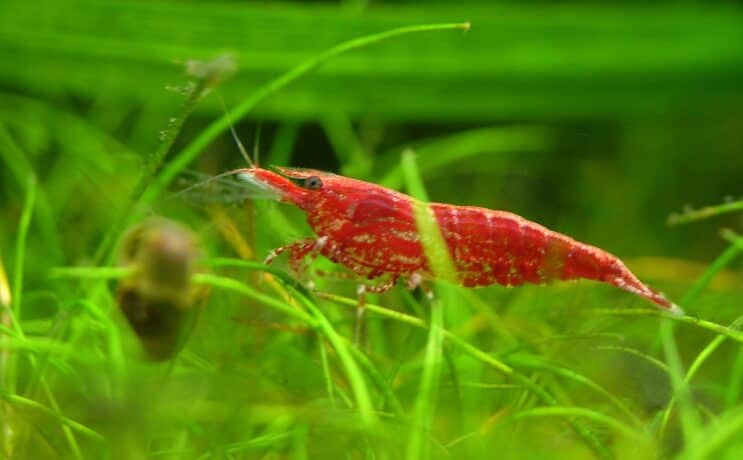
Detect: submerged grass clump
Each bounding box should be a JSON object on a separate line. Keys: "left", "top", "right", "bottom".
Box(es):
{"left": 1, "top": 2, "right": 743, "bottom": 459}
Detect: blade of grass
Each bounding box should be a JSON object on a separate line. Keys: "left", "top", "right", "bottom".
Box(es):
{"left": 457, "top": 289, "right": 518, "bottom": 347}
{"left": 379, "top": 126, "right": 548, "bottom": 190}
{"left": 720, "top": 222, "right": 743, "bottom": 422}
{"left": 204, "top": 258, "right": 313, "bottom": 297}
{"left": 510, "top": 406, "right": 644, "bottom": 442}
{"left": 658, "top": 234, "right": 743, "bottom": 441}
{"left": 0, "top": 393, "right": 103, "bottom": 442}
{"left": 319, "top": 292, "right": 612, "bottom": 459}
{"left": 0, "top": 125, "right": 61, "bottom": 263}
{"left": 725, "top": 347, "right": 743, "bottom": 408}
{"left": 7, "top": 2, "right": 743, "bottom": 120}
{"left": 66, "top": 298, "right": 124, "bottom": 367}
{"left": 192, "top": 272, "right": 378, "bottom": 428}
{"left": 290, "top": 423, "right": 309, "bottom": 460}
{"left": 0, "top": 338, "right": 75, "bottom": 355}
{"left": 659, "top": 318, "right": 701, "bottom": 443}
{"left": 39, "top": 380, "right": 83, "bottom": 460}
{"left": 400, "top": 148, "right": 609, "bottom": 457}
{"left": 10, "top": 176, "right": 35, "bottom": 340}
{"left": 507, "top": 355, "right": 645, "bottom": 429}
{"left": 344, "top": 342, "right": 406, "bottom": 419}
{"left": 442, "top": 347, "right": 464, "bottom": 431}
{"left": 322, "top": 112, "right": 373, "bottom": 179}
{"left": 677, "top": 405, "right": 743, "bottom": 460}
{"left": 0, "top": 249, "right": 12, "bottom": 460}
{"left": 50, "top": 266, "right": 134, "bottom": 280}
{"left": 681, "top": 240, "right": 743, "bottom": 310}
{"left": 596, "top": 345, "right": 670, "bottom": 374}
{"left": 593, "top": 309, "right": 743, "bottom": 344}
{"left": 721, "top": 228, "right": 743, "bottom": 248}
{"left": 5, "top": 175, "right": 35, "bottom": 436}
{"left": 400, "top": 148, "right": 455, "bottom": 459}
{"left": 405, "top": 292, "right": 445, "bottom": 460}
{"left": 192, "top": 273, "right": 315, "bottom": 326}
{"left": 659, "top": 315, "right": 743, "bottom": 438}
{"left": 401, "top": 150, "right": 457, "bottom": 282}
{"left": 667, "top": 199, "right": 743, "bottom": 226}
{"left": 265, "top": 122, "right": 299, "bottom": 167}
{"left": 142, "top": 21, "right": 471, "bottom": 205}
{"left": 446, "top": 333, "right": 611, "bottom": 459}
{"left": 206, "top": 260, "right": 419, "bottom": 418}
{"left": 22, "top": 301, "right": 79, "bottom": 399}
{"left": 55, "top": 258, "right": 392, "bottom": 424}
{"left": 318, "top": 341, "right": 337, "bottom": 408}
{"left": 0, "top": 258, "right": 9, "bottom": 310}
{"left": 285, "top": 286, "right": 379, "bottom": 428}
{"left": 284, "top": 290, "right": 378, "bottom": 429}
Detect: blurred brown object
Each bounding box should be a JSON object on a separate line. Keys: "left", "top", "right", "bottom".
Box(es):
{"left": 116, "top": 218, "right": 205, "bottom": 360}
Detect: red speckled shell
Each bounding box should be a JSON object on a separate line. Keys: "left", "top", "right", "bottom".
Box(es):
{"left": 242, "top": 167, "right": 674, "bottom": 310}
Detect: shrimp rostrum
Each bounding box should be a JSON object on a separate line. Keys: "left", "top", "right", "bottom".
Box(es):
{"left": 238, "top": 166, "right": 680, "bottom": 314}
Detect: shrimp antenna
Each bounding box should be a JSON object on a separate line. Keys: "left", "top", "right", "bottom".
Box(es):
{"left": 252, "top": 121, "right": 263, "bottom": 168}
{"left": 173, "top": 169, "right": 250, "bottom": 201}
{"left": 172, "top": 167, "right": 282, "bottom": 204}
{"left": 216, "top": 91, "right": 255, "bottom": 168}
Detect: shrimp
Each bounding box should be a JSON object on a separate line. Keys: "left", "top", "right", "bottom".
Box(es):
{"left": 234, "top": 165, "right": 682, "bottom": 314}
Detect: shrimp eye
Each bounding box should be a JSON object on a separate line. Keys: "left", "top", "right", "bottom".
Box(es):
{"left": 304, "top": 176, "right": 323, "bottom": 190}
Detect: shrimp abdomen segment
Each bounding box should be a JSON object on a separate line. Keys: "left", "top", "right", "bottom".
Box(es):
{"left": 434, "top": 205, "right": 551, "bottom": 287}
{"left": 433, "top": 204, "right": 673, "bottom": 309}
{"left": 559, "top": 239, "right": 674, "bottom": 309}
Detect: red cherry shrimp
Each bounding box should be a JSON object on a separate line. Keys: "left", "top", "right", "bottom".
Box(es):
{"left": 234, "top": 165, "right": 681, "bottom": 315}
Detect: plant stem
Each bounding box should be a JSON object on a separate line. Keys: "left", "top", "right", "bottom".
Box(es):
{"left": 141, "top": 22, "right": 470, "bottom": 206}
